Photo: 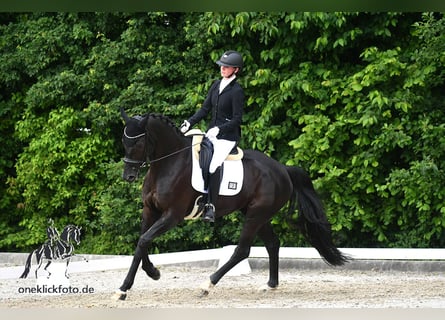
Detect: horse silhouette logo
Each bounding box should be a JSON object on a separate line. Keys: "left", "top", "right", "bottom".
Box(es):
{"left": 19, "top": 220, "right": 85, "bottom": 279}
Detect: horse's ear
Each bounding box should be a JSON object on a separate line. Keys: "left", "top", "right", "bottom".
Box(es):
{"left": 120, "top": 107, "right": 130, "bottom": 124}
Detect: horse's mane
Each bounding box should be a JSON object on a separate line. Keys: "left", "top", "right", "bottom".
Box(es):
{"left": 143, "top": 113, "right": 182, "bottom": 136}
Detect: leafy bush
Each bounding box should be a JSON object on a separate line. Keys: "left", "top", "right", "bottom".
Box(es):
{"left": 1, "top": 12, "right": 444, "bottom": 254}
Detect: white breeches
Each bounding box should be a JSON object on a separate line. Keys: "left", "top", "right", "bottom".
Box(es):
{"left": 206, "top": 136, "right": 236, "bottom": 174}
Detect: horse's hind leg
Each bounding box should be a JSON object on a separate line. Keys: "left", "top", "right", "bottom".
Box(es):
{"left": 257, "top": 222, "right": 280, "bottom": 289}
{"left": 202, "top": 219, "right": 262, "bottom": 295}
{"left": 200, "top": 245, "right": 251, "bottom": 296}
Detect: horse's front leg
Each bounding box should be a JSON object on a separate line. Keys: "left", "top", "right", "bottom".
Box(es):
{"left": 140, "top": 207, "right": 161, "bottom": 281}
{"left": 141, "top": 254, "right": 160, "bottom": 280}
{"left": 64, "top": 258, "right": 71, "bottom": 279}
{"left": 43, "top": 261, "right": 52, "bottom": 279}
{"left": 114, "top": 211, "right": 180, "bottom": 301}
{"left": 114, "top": 249, "right": 143, "bottom": 300}
{"left": 34, "top": 249, "right": 44, "bottom": 279}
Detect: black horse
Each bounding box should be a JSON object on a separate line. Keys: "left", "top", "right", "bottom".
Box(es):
{"left": 115, "top": 109, "right": 349, "bottom": 300}
{"left": 20, "top": 225, "right": 83, "bottom": 279}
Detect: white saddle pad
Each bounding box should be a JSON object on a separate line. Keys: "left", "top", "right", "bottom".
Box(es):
{"left": 186, "top": 130, "right": 243, "bottom": 196}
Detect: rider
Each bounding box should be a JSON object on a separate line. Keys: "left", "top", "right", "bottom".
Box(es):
{"left": 180, "top": 50, "right": 245, "bottom": 223}
{"left": 46, "top": 219, "right": 61, "bottom": 258}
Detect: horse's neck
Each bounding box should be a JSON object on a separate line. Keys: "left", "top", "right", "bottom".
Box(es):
{"left": 55, "top": 237, "right": 70, "bottom": 248}
{"left": 58, "top": 238, "right": 73, "bottom": 248}
{"left": 60, "top": 230, "right": 68, "bottom": 240}
{"left": 147, "top": 137, "right": 191, "bottom": 186}
{"left": 59, "top": 229, "right": 73, "bottom": 243}
{"left": 147, "top": 130, "right": 189, "bottom": 163}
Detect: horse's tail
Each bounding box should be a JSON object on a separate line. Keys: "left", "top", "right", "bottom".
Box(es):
{"left": 285, "top": 166, "right": 350, "bottom": 266}
{"left": 19, "top": 250, "right": 35, "bottom": 278}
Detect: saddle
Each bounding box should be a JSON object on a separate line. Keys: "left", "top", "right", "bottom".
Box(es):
{"left": 183, "top": 129, "right": 244, "bottom": 220}
{"left": 186, "top": 129, "right": 243, "bottom": 161}
{"left": 188, "top": 131, "right": 243, "bottom": 189}
{"left": 184, "top": 129, "right": 244, "bottom": 194}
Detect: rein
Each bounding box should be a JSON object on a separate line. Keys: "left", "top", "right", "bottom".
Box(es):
{"left": 123, "top": 126, "right": 203, "bottom": 167}
{"left": 149, "top": 142, "right": 201, "bottom": 164}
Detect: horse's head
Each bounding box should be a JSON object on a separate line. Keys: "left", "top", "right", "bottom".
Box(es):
{"left": 121, "top": 108, "right": 190, "bottom": 182}
{"left": 121, "top": 108, "right": 147, "bottom": 182}
{"left": 61, "top": 225, "right": 82, "bottom": 245}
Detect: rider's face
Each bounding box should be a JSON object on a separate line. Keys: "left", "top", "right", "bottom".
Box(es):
{"left": 220, "top": 65, "right": 238, "bottom": 79}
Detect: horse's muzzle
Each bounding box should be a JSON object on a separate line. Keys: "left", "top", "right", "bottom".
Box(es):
{"left": 122, "top": 158, "right": 146, "bottom": 182}
{"left": 123, "top": 171, "right": 138, "bottom": 182}
{"left": 123, "top": 165, "right": 140, "bottom": 182}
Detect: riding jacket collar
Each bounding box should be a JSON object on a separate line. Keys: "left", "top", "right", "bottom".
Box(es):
{"left": 219, "top": 74, "right": 237, "bottom": 94}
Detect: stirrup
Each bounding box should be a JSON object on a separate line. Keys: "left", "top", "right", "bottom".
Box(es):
{"left": 202, "top": 204, "right": 215, "bottom": 223}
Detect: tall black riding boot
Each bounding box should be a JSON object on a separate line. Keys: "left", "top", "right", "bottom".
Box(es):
{"left": 202, "top": 167, "right": 222, "bottom": 223}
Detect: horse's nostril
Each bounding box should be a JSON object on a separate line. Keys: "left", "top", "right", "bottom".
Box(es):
{"left": 122, "top": 172, "right": 136, "bottom": 182}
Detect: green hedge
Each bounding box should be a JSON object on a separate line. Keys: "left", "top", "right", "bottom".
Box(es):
{"left": 0, "top": 12, "right": 444, "bottom": 254}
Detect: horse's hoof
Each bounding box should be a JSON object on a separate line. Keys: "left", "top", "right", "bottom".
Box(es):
{"left": 198, "top": 279, "right": 214, "bottom": 297}
{"left": 198, "top": 289, "right": 209, "bottom": 297}
{"left": 150, "top": 269, "right": 161, "bottom": 281}
{"left": 143, "top": 265, "right": 161, "bottom": 281}
{"left": 258, "top": 284, "right": 278, "bottom": 292}
{"left": 112, "top": 290, "right": 127, "bottom": 301}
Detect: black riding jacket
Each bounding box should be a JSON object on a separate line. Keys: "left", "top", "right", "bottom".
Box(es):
{"left": 188, "top": 79, "right": 244, "bottom": 142}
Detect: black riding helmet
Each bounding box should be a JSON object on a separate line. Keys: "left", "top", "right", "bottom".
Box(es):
{"left": 215, "top": 50, "right": 243, "bottom": 71}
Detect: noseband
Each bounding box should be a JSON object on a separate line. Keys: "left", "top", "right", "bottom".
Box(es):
{"left": 123, "top": 157, "right": 147, "bottom": 168}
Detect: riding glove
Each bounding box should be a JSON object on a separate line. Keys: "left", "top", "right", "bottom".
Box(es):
{"left": 206, "top": 126, "right": 220, "bottom": 138}
{"left": 180, "top": 120, "right": 190, "bottom": 133}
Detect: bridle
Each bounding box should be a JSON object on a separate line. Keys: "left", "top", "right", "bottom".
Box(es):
{"left": 123, "top": 127, "right": 148, "bottom": 168}
{"left": 122, "top": 126, "right": 201, "bottom": 168}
